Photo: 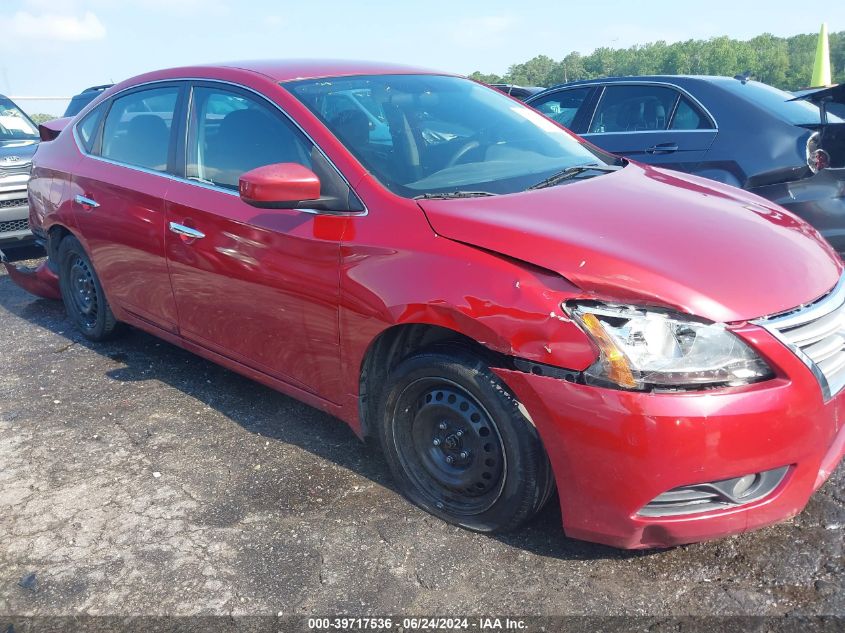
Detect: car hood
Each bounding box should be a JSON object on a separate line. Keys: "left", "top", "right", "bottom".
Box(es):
{"left": 0, "top": 139, "right": 38, "bottom": 166}
{"left": 417, "top": 163, "right": 842, "bottom": 323}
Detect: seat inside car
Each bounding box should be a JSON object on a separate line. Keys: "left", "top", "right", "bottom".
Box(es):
{"left": 643, "top": 100, "right": 666, "bottom": 130}
{"left": 108, "top": 114, "right": 170, "bottom": 171}
{"left": 330, "top": 108, "right": 370, "bottom": 149}
{"left": 204, "top": 108, "right": 309, "bottom": 188}
{"left": 617, "top": 101, "right": 645, "bottom": 131}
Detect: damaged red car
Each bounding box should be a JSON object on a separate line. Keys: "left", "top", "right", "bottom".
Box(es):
{"left": 11, "top": 61, "right": 845, "bottom": 549}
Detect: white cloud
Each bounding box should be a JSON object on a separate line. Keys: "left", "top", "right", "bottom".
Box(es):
{"left": 12, "top": 10, "right": 107, "bottom": 41}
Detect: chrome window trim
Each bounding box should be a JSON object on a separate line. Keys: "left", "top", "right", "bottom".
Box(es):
{"left": 572, "top": 80, "right": 718, "bottom": 134}
{"left": 581, "top": 130, "right": 719, "bottom": 136}
{"left": 71, "top": 77, "right": 368, "bottom": 217}
{"left": 752, "top": 273, "right": 845, "bottom": 402}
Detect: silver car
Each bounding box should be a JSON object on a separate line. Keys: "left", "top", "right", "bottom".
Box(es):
{"left": 0, "top": 94, "right": 39, "bottom": 255}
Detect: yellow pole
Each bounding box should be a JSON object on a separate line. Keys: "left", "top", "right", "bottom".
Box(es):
{"left": 811, "top": 23, "right": 832, "bottom": 88}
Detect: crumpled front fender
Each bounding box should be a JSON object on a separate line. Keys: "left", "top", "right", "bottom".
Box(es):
{"left": 0, "top": 250, "right": 61, "bottom": 301}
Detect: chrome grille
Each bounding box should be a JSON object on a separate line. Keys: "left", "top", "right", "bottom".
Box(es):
{"left": 0, "top": 197, "right": 27, "bottom": 209}
{"left": 755, "top": 274, "right": 845, "bottom": 401}
{"left": 0, "top": 218, "right": 29, "bottom": 233}
{"left": 0, "top": 164, "right": 31, "bottom": 177}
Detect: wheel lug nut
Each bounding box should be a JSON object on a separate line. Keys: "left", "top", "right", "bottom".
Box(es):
{"left": 460, "top": 451, "right": 469, "bottom": 459}
{"left": 438, "top": 422, "right": 447, "bottom": 430}
{"left": 432, "top": 438, "right": 441, "bottom": 446}
{"left": 455, "top": 430, "right": 463, "bottom": 437}
{"left": 445, "top": 456, "right": 454, "bottom": 464}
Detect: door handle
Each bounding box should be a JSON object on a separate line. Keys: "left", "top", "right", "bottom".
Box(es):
{"left": 74, "top": 194, "right": 100, "bottom": 210}
{"left": 645, "top": 143, "right": 679, "bottom": 154}
{"left": 168, "top": 222, "right": 206, "bottom": 240}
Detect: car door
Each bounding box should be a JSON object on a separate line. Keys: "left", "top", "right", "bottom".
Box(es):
{"left": 71, "top": 83, "right": 184, "bottom": 331}
{"left": 164, "top": 82, "right": 355, "bottom": 397}
{"left": 581, "top": 83, "right": 717, "bottom": 173}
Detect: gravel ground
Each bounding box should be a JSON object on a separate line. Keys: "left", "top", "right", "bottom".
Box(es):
{"left": 0, "top": 261, "right": 843, "bottom": 623}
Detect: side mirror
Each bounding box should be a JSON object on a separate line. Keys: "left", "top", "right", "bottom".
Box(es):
{"left": 239, "top": 163, "right": 321, "bottom": 209}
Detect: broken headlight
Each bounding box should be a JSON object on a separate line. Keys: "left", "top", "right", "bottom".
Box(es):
{"left": 566, "top": 303, "right": 773, "bottom": 391}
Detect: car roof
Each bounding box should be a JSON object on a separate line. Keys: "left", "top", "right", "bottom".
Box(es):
{"left": 201, "top": 59, "right": 447, "bottom": 82}
{"left": 541, "top": 75, "right": 743, "bottom": 91}
{"left": 110, "top": 60, "right": 453, "bottom": 95}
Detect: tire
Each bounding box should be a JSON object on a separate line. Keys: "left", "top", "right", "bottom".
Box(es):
{"left": 378, "top": 347, "right": 555, "bottom": 533}
{"left": 57, "top": 236, "right": 123, "bottom": 341}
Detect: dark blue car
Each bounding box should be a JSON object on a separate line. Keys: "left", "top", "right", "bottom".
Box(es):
{"left": 527, "top": 76, "right": 845, "bottom": 255}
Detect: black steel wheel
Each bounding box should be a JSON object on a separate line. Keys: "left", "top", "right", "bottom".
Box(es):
{"left": 393, "top": 378, "right": 507, "bottom": 516}
{"left": 67, "top": 254, "right": 98, "bottom": 329}
{"left": 378, "top": 347, "right": 555, "bottom": 533}
{"left": 58, "top": 236, "right": 123, "bottom": 341}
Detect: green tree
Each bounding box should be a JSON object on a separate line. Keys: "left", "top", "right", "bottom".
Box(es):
{"left": 468, "top": 71, "right": 503, "bottom": 84}
{"left": 29, "top": 113, "right": 58, "bottom": 125}
{"left": 470, "top": 30, "right": 843, "bottom": 90}
{"left": 506, "top": 55, "right": 558, "bottom": 86}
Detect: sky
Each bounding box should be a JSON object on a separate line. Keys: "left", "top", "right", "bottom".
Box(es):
{"left": 2, "top": 0, "right": 844, "bottom": 116}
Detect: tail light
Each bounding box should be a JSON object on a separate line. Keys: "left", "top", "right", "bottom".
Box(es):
{"left": 807, "top": 131, "right": 830, "bottom": 173}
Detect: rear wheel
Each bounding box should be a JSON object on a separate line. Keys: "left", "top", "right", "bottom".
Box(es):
{"left": 58, "top": 236, "right": 123, "bottom": 341}
{"left": 378, "top": 348, "right": 554, "bottom": 533}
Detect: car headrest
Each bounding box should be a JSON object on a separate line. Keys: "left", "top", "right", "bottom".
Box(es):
{"left": 330, "top": 109, "right": 370, "bottom": 147}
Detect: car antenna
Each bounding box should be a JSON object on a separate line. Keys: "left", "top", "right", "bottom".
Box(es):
{"left": 734, "top": 71, "right": 754, "bottom": 84}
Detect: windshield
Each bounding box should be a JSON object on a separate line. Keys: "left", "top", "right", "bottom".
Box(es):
{"left": 0, "top": 98, "right": 39, "bottom": 141}
{"left": 284, "top": 74, "right": 611, "bottom": 198}
{"left": 720, "top": 80, "right": 845, "bottom": 125}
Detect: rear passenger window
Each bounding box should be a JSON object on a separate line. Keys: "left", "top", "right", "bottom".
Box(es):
{"left": 589, "top": 85, "right": 677, "bottom": 133}
{"left": 530, "top": 88, "right": 591, "bottom": 130}
{"left": 671, "top": 97, "right": 714, "bottom": 130}
{"left": 187, "top": 87, "right": 312, "bottom": 191}
{"left": 76, "top": 103, "right": 105, "bottom": 153}
{"left": 100, "top": 87, "right": 179, "bottom": 172}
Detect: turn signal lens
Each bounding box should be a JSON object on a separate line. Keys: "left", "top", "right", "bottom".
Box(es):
{"left": 579, "top": 313, "right": 638, "bottom": 389}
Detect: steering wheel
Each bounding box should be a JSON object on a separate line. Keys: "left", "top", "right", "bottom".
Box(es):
{"left": 446, "top": 140, "right": 481, "bottom": 168}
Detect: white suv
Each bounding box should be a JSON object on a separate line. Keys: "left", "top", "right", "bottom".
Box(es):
{"left": 0, "top": 94, "right": 39, "bottom": 256}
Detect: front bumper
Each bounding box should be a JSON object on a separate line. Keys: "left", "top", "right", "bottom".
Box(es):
{"left": 495, "top": 324, "right": 844, "bottom": 549}
{"left": 750, "top": 167, "right": 845, "bottom": 257}
{"left": 0, "top": 186, "right": 36, "bottom": 248}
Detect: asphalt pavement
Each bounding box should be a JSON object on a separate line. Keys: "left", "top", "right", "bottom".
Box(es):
{"left": 1, "top": 261, "right": 843, "bottom": 624}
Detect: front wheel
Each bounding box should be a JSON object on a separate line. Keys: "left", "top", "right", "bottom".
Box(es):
{"left": 58, "top": 236, "right": 123, "bottom": 341}
{"left": 378, "top": 348, "right": 555, "bottom": 533}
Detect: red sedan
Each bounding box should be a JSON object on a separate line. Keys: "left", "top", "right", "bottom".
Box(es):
{"left": 10, "top": 60, "right": 845, "bottom": 548}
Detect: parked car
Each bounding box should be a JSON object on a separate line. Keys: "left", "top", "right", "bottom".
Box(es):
{"left": 0, "top": 94, "right": 40, "bottom": 259}
{"left": 63, "top": 84, "right": 113, "bottom": 118}
{"left": 490, "top": 83, "right": 545, "bottom": 101}
{"left": 10, "top": 61, "right": 845, "bottom": 549}
{"left": 526, "top": 76, "right": 845, "bottom": 254}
